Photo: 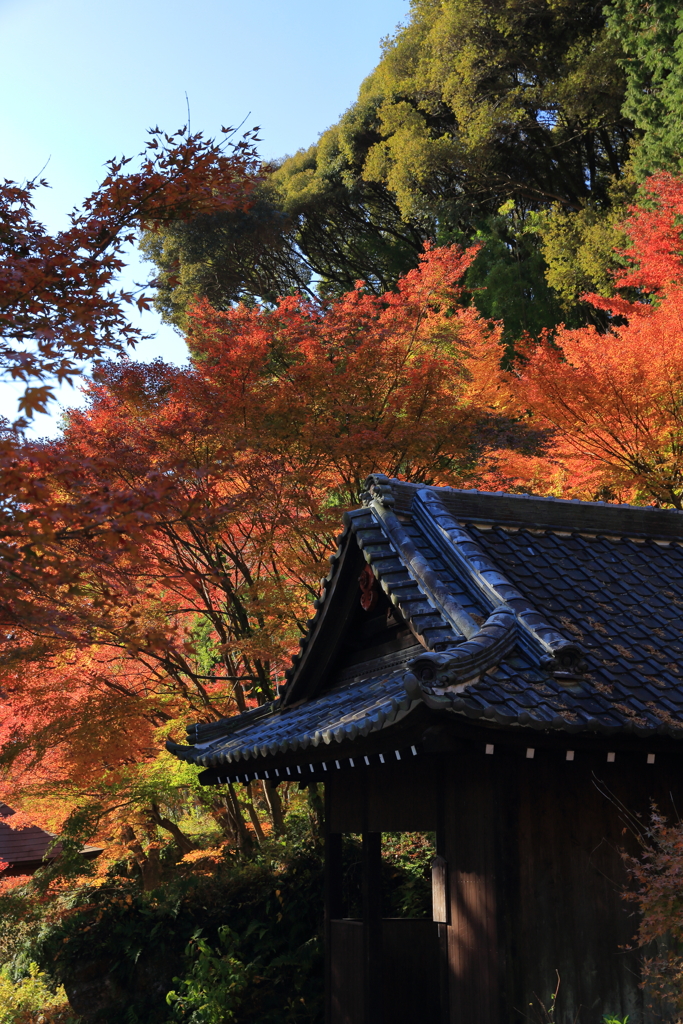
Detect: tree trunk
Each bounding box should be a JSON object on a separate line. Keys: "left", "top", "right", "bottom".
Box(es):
{"left": 243, "top": 783, "right": 265, "bottom": 844}
{"left": 121, "top": 825, "right": 162, "bottom": 891}
{"left": 209, "top": 797, "right": 237, "bottom": 843}
{"left": 264, "top": 781, "right": 285, "bottom": 834}
{"left": 225, "top": 784, "right": 255, "bottom": 854}
{"left": 147, "top": 803, "right": 196, "bottom": 856}
{"left": 307, "top": 782, "right": 324, "bottom": 834}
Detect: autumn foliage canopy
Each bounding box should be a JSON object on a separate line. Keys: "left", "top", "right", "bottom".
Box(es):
{"left": 491, "top": 173, "right": 683, "bottom": 508}
{"left": 0, "top": 221, "right": 506, "bottom": 843}
{"left": 4, "top": 138, "right": 683, "bottom": 878}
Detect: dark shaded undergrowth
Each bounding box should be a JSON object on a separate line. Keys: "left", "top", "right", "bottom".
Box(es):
{"left": 0, "top": 812, "right": 324, "bottom": 1024}
{"left": 0, "top": 798, "right": 437, "bottom": 1024}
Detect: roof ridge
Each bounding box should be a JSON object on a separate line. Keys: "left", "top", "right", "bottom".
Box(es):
{"left": 389, "top": 479, "right": 683, "bottom": 515}
{"left": 362, "top": 478, "right": 478, "bottom": 642}
{"left": 414, "top": 488, "right": 583, "bottom": 676}
{"left": 384, "top": 479, "right": 683, "bottom": 540}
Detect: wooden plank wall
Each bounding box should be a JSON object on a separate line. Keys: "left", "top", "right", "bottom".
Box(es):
{"left": 330, "top": 921, "right": 364, "bottom": 1024}
{"left": 444, "top": 747, "right": 683, "bottom": 1024}
{"left": 444, "top": 754, "right": 500, "bottom": 1024}
{"left": 493, "top": 749, "right": 678, "bottom": 1024}
{"left": 327, "top": 758, "right": 438, "bottom": 833}
{"left": 326, "top": 742, "right": 683, "bottom": 1024}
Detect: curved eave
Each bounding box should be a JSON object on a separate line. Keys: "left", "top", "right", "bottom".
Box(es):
{"left": 168, "top": 674, "right": 419, "bottom": 768}
{"left": 168, "top": 655, "right": 683, "bottom": 779}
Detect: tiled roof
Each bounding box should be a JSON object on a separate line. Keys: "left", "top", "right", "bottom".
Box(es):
{"left": 168, "top": 479, "right": 683, "bottom": 774}
{"left": 0, "top": 803, "right": 58, "bottom": 866}
{"left": 172, "top": 652, "right": 418, "bottom": 772}
{"left": 0, "top": 803, "right": 101, "bottom": 870}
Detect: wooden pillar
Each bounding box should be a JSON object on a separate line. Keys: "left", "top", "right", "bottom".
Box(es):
{"left": 436, "top": 758, "right": 451, "bottom": 1024}
{"left": 325, "top": 779, "right": 343, "bottom": 1024}
{"left": 325, "top": 832, "right": 343, "bottom": 1023}
{"left": 362, "top": 831, "right": 382, "bottom": 1024}
{"left": 446, "top": 754, "right": 499, "bottom": 1024}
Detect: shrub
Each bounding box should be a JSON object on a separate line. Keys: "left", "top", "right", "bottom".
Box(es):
{"left": 623, "top": 807, "right": 683, "bottom": 1015}
{"left": 25, "top": 842, "right": 324, "bottom": 1023}
{"left": 0, "top": 962, "right": 75, "bottom": 1024}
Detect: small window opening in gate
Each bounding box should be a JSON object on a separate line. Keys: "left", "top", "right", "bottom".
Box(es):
{"left": 381, "top": 832, "right": 436, "bottom": 919}
{"left": 338, "top": 832, "right": 436, "bottom": 920}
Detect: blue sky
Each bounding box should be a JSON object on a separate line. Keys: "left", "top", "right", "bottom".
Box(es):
{"left": 0, "top": 0, "right": 407, "bottom": 433}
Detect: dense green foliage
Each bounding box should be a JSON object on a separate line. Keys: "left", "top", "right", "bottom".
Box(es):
{"left": 144, "top": 0, "right": 640, "bottom": 343}
{"left": 0, "top": 963, "right": 74, "bottom": 1024}
{"left": 0, "top": 804, "right": 325, "bottom": 1024}
{"left": 607, "top": 0, "right": 683, "bottom": 178}
{"left": 0, "top": 796, "right": 437, "bottom": 1023}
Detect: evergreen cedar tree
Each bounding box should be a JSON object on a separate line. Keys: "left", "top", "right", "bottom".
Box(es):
{"left": 607, "top": 0, "right": 683, "bottom": 179}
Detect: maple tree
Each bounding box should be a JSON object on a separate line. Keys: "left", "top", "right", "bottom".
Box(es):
{"left": 15, "top": 135, "right": 683, "bottom": 881}
{"left": 486, "top": 172, "right": 683, "bottom": 508}
{"left": 0, "top": 123, "right": 260, "bottom": 646}
{"left": 1, "top": 125, "right": 259, "bottom": 420}
{"left": 0, "top": 124, "right": 263, "bottom": 854}
{"left": 0, "top": 243, "right": 507, "bottom": 851}
{"left": 622, "top": 808, "right": 683, "bottom": 1015}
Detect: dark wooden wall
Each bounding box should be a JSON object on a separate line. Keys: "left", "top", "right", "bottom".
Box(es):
{"left": 326, "top": 757, "right": 438, "bottom": 833}
{"left": 325, "top": 744, "right": 682, "bottom": 1024}
{"left": 443, "top": 746, "right": 681, "bottom": 1024}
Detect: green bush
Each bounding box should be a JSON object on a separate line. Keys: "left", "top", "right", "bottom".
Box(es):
{"left": 166, "top": 927, "right": 249, "bottom": 1023}
{"left": 0, "top": 962, "right": 75, "bottom": 1024}
{"left": 166, "top": 920, "right": 321, "bottom": 1024}
{"left": 26, "top": 839, "right": 324, "bottom": 1024}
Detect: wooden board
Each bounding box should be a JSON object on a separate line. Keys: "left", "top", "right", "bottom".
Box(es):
{"left": 382, "top": 919, "right": 440, "bottom": 1024}
{"left": 327, "top": 758, "right": 437, "bottom": 834}
{"left": 330, "top": 921, "right": 364, "bottom": 1024}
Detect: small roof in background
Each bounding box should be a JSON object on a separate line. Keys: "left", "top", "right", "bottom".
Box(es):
{"left": 0, "top": 802, "right": 102, "bottom": 873}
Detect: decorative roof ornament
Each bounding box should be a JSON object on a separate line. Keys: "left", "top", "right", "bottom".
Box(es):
{"left": 360, "top": 473, "right": 396, "bottom": 508}
{"left": 404, "top": 604, "right": 517, "bottom": 700}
